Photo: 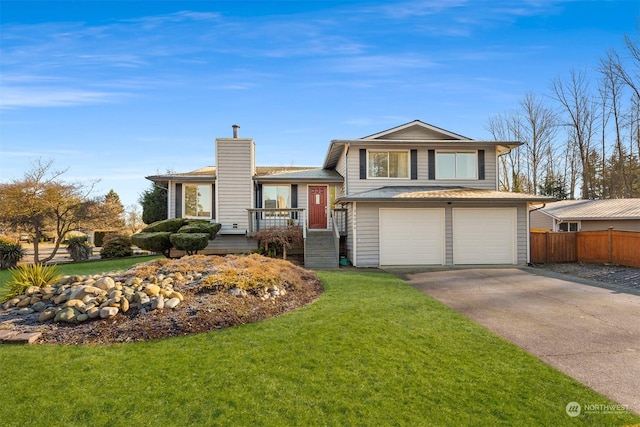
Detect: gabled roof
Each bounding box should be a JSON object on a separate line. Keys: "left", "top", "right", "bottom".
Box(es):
{"left": 323, "top": 119, "right": 522, "bottom": 169}
{"left": 361, "top": 120, "right": 472, "bottom": 141}
{"left": 536, "top": 199, "right": 640, "bottom": 220}
{"left": 336, "top": 186, "right": 555, "bottom": 203}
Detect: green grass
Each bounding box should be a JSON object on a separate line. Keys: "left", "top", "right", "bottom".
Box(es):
{"left": 1, "top": 268, "right": 638, "bottom": 426}
{"left": 0, "top": 256, "right": 161, "bottom": 290}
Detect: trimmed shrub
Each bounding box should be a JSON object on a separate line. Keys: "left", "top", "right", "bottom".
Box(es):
{"left": 94, "top": 230, "right": 118, "bottom": 247}
{"left": 66, "top": 236, "right": 92, "bottom": 262}
{"left": 177, "top": 222, "right": 220, "bottom": 239}
{"left": 100, "top": 234, "right": 133, "bottom": 258}
{"left": 0, "top": 237, "right": 25, "bottom": 269}
{"left": 131, "top": 232, "right": 173, "bottom": 257}
{"left": 1, "top": 263, "right": 61, "bottom": 302}
{"left": 131, "top": 219, "right": 221, "bottom": 259}
{"left": 170, "top": 233, "right": 209, "bottom": 255}
{"left": 143, "top": 218, "right": 188, "bottom": 233}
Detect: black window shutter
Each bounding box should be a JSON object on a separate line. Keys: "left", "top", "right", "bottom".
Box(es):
{"left": 478, "top": 150, "right": 485, "bottom": 180}
{"left": 291, "top": 184, "right": 298, "bottom": 208}
{"left": 359, "top": 149, "right": 367, "bottom": 179}
{"left": 428, "top": 150, "right": 435, "bottom": 180}
{"left": 256, "top": 183, "right": 262, "bottom": 208}
{"left": 410, "top": 149, "right": 418, "bottom": 180}
{"left": 175, "top": 183, "right": 182, "bottom": 218}
{"left": 211, "top": 184, "right": 216, "bottom": 219}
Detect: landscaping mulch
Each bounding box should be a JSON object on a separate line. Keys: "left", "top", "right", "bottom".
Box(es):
{"left": 535, "top": 262, "right": 640, "bottom": 291}
{"left": 0, "top": 255, "right": 324, "bottom": 345}
{"left": 1, "top": 280, "right": 323, "bottom": 345}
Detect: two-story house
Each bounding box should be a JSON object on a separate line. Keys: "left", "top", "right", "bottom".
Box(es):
{"left": 146, "top": 120, "right": 553, "bottom": 267}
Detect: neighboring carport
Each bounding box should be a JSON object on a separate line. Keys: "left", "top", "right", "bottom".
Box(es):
{"left": 398, "top": 267, "right": 640, "bottom": 415}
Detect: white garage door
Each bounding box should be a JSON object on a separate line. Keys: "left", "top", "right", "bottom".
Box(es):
{"left": 379, "top": 208, "right": 444, "bottom": 265}
{"left": 453, "top": 208, "right": 516, "bottom": 264}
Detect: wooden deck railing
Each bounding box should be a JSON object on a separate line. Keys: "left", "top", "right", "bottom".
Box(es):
{"left": 247, "top": 208, "right": 306, "bottom": 236}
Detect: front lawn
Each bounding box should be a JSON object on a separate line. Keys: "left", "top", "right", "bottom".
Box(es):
{"left": 0, "top": 268, "right": 637, "bottom": 426}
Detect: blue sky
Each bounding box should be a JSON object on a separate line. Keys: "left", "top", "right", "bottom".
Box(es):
{"left": 1, "top": 0, "right": 638, "bottom": 208}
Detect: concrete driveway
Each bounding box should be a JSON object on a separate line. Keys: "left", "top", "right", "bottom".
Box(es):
{"left": 396, "top": 267, "right": 640, "bottom": 415}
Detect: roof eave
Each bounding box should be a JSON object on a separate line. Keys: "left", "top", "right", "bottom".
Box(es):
{"left": 336, "top": 196, "right": 555, "bottom": 203}
{"left": 146, "top": 175, "right": 217, "bottom": 182}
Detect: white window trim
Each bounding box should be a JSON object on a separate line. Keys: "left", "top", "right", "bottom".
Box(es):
{"left": 182, "top": 182, "right": 213, "bottom": 220}
{"left": 435, "top": 150, "right": 478, "bottom": 180}
{"left": 555, "top": 220, "right": 581, "bottom": 232}
{"left": 262, "top": 184, "right": 292, "bottom": 217}
{"left": 366, "top": 149, "right": 411, "bottom": 179}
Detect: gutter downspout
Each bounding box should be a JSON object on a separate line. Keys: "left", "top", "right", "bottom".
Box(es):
{"left": 527, "top": 202, "right": 546, "bottom": 265}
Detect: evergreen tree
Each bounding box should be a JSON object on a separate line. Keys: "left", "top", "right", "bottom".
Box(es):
{"left": 139, "top": 184, "right": 168, "bottom": 225}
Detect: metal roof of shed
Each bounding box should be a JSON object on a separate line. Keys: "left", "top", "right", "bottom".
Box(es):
{"left": 537, "top": 199, "right": 640, "bottom": 220}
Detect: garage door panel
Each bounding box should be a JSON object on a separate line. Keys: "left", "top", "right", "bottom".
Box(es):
{"left": 379, "top": 209, "right": 444, "bottom": 265}
{"left": 453, "top": 208, "right": 516, "bottom": 264}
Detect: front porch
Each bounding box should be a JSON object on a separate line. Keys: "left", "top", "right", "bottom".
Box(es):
{"left": 246, "top": 208, "right": 347, "bottom": 237}
{"left": 173, "top": 208, "right": 347, "bottom": 267}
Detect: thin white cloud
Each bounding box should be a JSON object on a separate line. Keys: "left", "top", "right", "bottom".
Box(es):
{"left": 0, "top": 86, "right": 128, "bottom": 109}
{"left": 370, "top": 0, "right": 469, "bottom": 19}
{"left": 122, "top": 10, "right": 222, "bottom": 28}
{"left": 328, "top": 54, "right": 439, "bottom": 74}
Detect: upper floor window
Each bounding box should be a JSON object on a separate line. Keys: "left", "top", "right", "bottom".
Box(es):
{"left": 184, "top": 184, "right": 212, "bottom": 218}
{"left": 368, "top": 150, "right": 409, "bottom": 178}
{"left": 436, "top": 151, "right": 477, "bottom": 179}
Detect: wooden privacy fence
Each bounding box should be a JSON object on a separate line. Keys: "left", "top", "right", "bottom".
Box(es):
{"left": 530, "top": 229, "right": 640, "bottom": 268}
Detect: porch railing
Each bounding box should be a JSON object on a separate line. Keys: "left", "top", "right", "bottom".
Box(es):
{"left": 247, "top": 208, "right": 346, "bottom": 237}
{"left": 247, "top": 208, "right": 306, "bottom": 236}
{"left": 332, "top": 208, "right": 347, "bottom": 236}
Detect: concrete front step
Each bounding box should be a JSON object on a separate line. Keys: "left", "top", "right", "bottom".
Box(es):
{"left": 305, "top": 230, "right": 339, "bottom": 268}
{"left": 0, "top": 330, "right": 42, "bottom": 344}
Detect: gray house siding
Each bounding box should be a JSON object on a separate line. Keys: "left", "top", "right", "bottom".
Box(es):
{"left": 516, "top": 204, "right": 528, "bottom": 263}
{"left": 529, "top": 209, "right": 554, "bottom": 230}
{"left": 216, "top": 138, "right": 255, "bottom": 234}
{"left": 346, "top": 203, "right": 354, "bottom": 262}
{"left": 335, "top": 146, "right": 348, "bottom": 195}
{"left": 351, "top": 201, "right": 530, "bottom": 267}
{"left": 580, "top": 220, "right": 640, "bottom": 232}
{"left": 347, "top": 144, "right": 497, "bottom": 196}
{"left": 168, "top": 181, "right": 177, "bottom": 219}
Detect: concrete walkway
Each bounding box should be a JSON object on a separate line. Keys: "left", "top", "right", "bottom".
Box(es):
{"left": 397, "top": 267, "right": 640, "bottom": 415}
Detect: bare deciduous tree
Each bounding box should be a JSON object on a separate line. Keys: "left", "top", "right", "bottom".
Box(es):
{"left": 551, "top": 69, "right": 599, "bottom": 199}
{"left": 0, "top": 159, "right": 104, "bottom": 263}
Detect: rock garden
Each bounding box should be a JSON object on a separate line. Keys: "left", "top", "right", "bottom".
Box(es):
{"left": 0, "top": 254, "right": 323, "bottom": 345}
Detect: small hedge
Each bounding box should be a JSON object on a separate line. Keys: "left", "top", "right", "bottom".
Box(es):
{"left": 143, "top": 218, "right": 189, "bottom": 233}
{"left": 177, "top": 222, "right": 221, "bottom": 238}
{"left": 100, "top": 234, "right": 133, "bottom": 258}
{"left": 169, "top": 233, "right": 210, "bottom": 255}
{"left": 132, "top": 218, "right": 221, "bottom": 258}
{"left": 131, "top": 232, "right": 173, "bottom": 257}
{"left": 93, "top": 230, "right": 118, "bottom": 247}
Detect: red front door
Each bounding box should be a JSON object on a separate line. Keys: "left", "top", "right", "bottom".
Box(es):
{"left": 308, "top": 186, "right": 327, "bottom": 229}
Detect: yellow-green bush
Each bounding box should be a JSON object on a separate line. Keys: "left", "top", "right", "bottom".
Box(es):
{"left": 1, "top": 263, "right": 61, "bottom": 302}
